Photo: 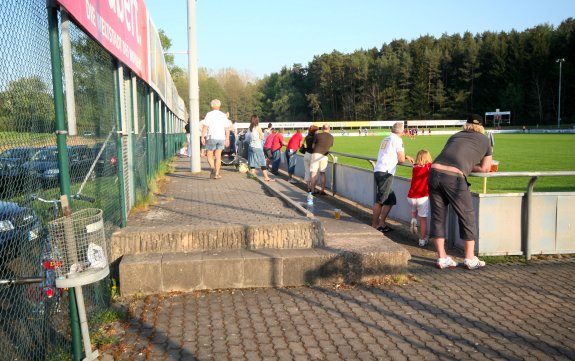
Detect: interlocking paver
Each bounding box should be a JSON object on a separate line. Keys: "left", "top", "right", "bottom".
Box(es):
{"left": 113, "top": 258, "right": 574, "bottom": 359}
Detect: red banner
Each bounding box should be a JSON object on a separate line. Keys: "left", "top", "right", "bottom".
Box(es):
{"left": 57, "top": 0, "right": 149, "bottom": 82}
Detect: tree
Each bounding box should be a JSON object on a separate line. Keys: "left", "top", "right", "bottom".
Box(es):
{"left": 0, "top": 76, "right": 54, "bottom": 133}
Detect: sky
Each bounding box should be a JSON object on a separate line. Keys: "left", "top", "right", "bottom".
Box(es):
{"left": 145, "top": 0, "right": 575, "bottom": 79}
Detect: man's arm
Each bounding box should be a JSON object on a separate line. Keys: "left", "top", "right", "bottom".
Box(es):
{"left": 473, "top": 155, "right": 492, "bottom": 173}
{"left": 201, "top": 124, "right": 208, "bottom": 145}
{"left": 397, "top": 150, "right": 414, "bottom": 164}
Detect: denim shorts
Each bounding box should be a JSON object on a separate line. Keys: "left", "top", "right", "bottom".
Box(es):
{"left": 205, "top": 138, "right": 225, "bottom": 151}
{"left": 374, "top": 172, "right": 396, "bottom": 206}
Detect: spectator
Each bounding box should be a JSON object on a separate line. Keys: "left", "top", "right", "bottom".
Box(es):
{"left": 285, "top": 129, "right": 303, "bottom": 184}
{"left": 263, "top": 128, "right": 276, "bottom": 168}
{"left": 372, "top": 122, "right": 414, "bottom": 233}
{"left": 247, "top": 115, "right": 274, "bottom": 182}
{"left": 407, "top": 149, "right": 433, "bottom": 247}
{"left": 201, "top": 99, "right": 230, "bottom": 179}
{"left": 270, "top": 128, "right": 287, "bottom": 175}
{"left": 303, "top": 125, "right": 319, "bottom": 192}
{"left": 309, "top": 124, "right": 334, "bottom": 195}
{"left": 429, "top": 114, "right": 492, "bottom": 270}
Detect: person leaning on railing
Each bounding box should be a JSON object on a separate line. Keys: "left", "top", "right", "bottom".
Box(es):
{"left": 429, "top": 114, "right": 492, "bottom": 270}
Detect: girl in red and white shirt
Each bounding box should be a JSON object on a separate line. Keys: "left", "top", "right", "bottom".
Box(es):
{"left": 407, "top": 149, "right": 433, "bottom": 247}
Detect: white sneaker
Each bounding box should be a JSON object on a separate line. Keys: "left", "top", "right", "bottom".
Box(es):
{"left": 288, "top": 179, "right": 297, "bottom": 184}
{"left": 418, "top": 239, "right": 428, "bottom": 247}
{"left": 464, "top": 257, "right": 486, "bottom": 270}
{"left": 436, "top": 257, "right": 457, "bottom": 269}
{"left": 410, "top": 218, "right": 418, "bottom": 235}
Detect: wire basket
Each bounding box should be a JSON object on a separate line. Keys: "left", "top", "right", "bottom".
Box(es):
{"left": 48, "top": 208, "right": 109, "bottom": 288}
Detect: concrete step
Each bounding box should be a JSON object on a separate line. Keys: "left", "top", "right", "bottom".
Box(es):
{"left": 111, "top": 220, "right": 324, "bottom": 261}
{"left": 119, "top": 237, "right": 410, "bottom": 295}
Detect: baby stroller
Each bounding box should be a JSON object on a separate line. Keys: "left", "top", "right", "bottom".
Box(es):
{"left": 221, "top": 131, "right": 248, "bottom": 170}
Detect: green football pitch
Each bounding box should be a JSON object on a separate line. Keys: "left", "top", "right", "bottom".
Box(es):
{"left": 328, "top": 133, "right": 575, "bottom": 194}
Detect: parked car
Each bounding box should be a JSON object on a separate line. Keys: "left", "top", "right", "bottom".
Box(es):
{"left": 0, "top": 147, "right": 39, "bottom": 165}
{"left": 0, "top": 159, "right": 40, "bottom": 199}
{"left": 22, "top": 146, "right": 96, "bottom": 187}
{"left": 92, "top": 142, "right": 118, "bottom": 177}
{"left": 0, "top": 201, "right": 42, "bottom": 260}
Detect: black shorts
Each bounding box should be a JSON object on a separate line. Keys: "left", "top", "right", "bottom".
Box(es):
{"left": 428, "top": 169, "right": 476, "bottom": 240}
{"left": 374, "top": 172, "right": 396, "bottom": 206}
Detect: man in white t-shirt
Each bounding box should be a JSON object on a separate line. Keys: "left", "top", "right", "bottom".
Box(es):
{"left": 201, "top": 99, "right": 230, "bottom": 179}
{"left": 372, "top": 122, "right": 413, "bottom": 233}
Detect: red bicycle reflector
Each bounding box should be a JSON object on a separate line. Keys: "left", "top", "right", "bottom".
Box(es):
{"left": 45, "top": 288, "right": 55, "bottom": 298}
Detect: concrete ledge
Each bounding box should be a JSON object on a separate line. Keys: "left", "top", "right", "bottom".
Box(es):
{"left": 119, "top": 235, "right": 410, "bottom": 296}
{"left": 111, "top": 221, "right": 324, "bottom": 263}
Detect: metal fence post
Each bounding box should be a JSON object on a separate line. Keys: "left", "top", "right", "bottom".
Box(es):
{"left": 113, "top": 62, "right": 127, "bottom": 227}
{"left": 46, "top": 2, "right": 82, "bottom": 359}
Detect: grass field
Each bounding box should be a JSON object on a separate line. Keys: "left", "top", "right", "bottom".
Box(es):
{"left": 329, "top": 133, "right": 575, "bottom": 193}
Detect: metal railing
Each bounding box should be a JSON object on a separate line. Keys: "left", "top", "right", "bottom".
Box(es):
{"left": 472, "top": 171, "right": 575, "bottom": 259}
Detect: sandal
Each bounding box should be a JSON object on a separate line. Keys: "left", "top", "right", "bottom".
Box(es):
{"left": 214, "top": 174, "right": 222, "bottom": 179}
{"left": 376, "top": 225, "right": 393, "bottom": 233}
{"left": 265, "top": 178, "right": 275, "bottom": 182}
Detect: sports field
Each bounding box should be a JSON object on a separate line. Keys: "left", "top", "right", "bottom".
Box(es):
{"left": 330, "top": 133, "right": 575, "bottom": 193}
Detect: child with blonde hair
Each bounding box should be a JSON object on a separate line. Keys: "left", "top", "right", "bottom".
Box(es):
{"left": 407, "top": 149, "right": 433, "bottom": 246}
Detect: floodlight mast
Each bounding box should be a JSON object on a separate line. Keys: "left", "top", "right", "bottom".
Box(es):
{"left": 556, "top": 58, "right": 565, "bottom": 129}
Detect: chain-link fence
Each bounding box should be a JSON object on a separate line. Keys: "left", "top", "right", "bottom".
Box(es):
{"left": 0, "top": 1, "right": 186, "bottom": 359}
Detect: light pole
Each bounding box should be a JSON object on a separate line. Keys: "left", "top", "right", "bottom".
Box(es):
{"left": 556, "top": 58, "right": 565, "bottom": 129}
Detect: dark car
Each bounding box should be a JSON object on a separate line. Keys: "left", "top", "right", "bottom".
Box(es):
{"left": 0, "top": 147, "right": 39, "bottom": 165}
{"left": 0, "top": 159, "right": 41, "bottom": 199}
{"left": 22, "top": 146, "right": 96, "bottom": 187}
{"left": 92, "top": 142, "right": 118, "bottom": 177}
{"left": 0, "top": 201, "right": 42, "bottom": 260}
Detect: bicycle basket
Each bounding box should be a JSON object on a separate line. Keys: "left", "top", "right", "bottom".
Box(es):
{"left": 47, "top": 208, "right": 109, "bottom": 288}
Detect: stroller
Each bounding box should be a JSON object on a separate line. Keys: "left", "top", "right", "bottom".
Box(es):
{"left": 221, "top": 130, "right": 248, "bottom": 170}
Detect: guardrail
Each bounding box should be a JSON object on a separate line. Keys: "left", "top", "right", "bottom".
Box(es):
{"left": 325, "top": 152, "right": 575, "bottom": 260}
{"left": 471, "top": 171, "right": 575, "bottom": 259}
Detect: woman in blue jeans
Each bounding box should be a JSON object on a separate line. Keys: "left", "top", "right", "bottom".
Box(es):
{"left": 247, "top": 115, "right": 274, "bottom": 182}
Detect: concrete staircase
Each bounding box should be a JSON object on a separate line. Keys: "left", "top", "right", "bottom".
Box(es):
{"left": 114, "top": 160, "right": 410, "bottom": 295}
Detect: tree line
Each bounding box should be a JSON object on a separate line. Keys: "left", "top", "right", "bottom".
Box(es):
{"left": 170, "top": 18, "right": 574, "bottom": 126}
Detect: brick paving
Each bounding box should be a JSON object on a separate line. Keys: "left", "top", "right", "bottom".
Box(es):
{"left": 103, "top": 258, "right": 575, "bottom": 360}
{"left": 100, "top": 158, "right": 575, "bottom": 360}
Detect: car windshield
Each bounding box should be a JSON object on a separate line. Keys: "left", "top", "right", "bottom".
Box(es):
{"left": 31, "top": 149, "right": 58, "bottom": 162}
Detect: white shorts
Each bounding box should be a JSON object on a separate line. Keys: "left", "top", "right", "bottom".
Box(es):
{"left": 407, "top": 196, "right": 429, "bottom": 217}
{"left": 310, "top": 153, "right": 328, "bottom": 174}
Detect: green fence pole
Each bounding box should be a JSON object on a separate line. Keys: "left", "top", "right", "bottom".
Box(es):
{"left": 113, "top": 63, "right": 127, "bottom": 227}
{"left": 146, "top": 91, "right": 153, "bottom": 185}
{"left": 46, "top": 2, "right": 82, "bottom": 360}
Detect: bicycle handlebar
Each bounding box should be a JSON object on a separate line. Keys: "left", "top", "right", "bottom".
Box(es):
{"left": 0, "top": 277, "right": 44, "bottom": 286}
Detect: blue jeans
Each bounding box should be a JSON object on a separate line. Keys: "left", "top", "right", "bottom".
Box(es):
{"left": 285, "top": 149, "right": 297, "bottom": 175}
{"left": 271, "top": 149, "right": 282, "bottom": 174}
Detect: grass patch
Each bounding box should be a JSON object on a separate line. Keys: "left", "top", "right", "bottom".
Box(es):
{"left": 89, "top": 308, "right": 127, "bottom": 348}
{"left": 130, "top": 158, "right": 175, "bottom": 213}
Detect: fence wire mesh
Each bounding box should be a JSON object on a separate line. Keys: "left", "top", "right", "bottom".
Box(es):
{"left": 1, "top": 1, "right": 185, "bottom": 359}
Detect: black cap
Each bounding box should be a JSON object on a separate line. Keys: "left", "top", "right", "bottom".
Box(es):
{"left": 467, "top": 114, "right": 483, "bottom": 125}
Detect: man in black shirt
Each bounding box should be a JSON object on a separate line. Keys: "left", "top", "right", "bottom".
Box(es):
{"left": 309, "top": 124, "right": 334, "bottom": 195}
{"left": 429, "top": 114, "right": 492, "bottom": 270}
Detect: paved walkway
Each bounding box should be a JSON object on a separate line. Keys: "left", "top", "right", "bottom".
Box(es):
{"left": 100, "top": 158, "right": 575, "bottom": 360}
